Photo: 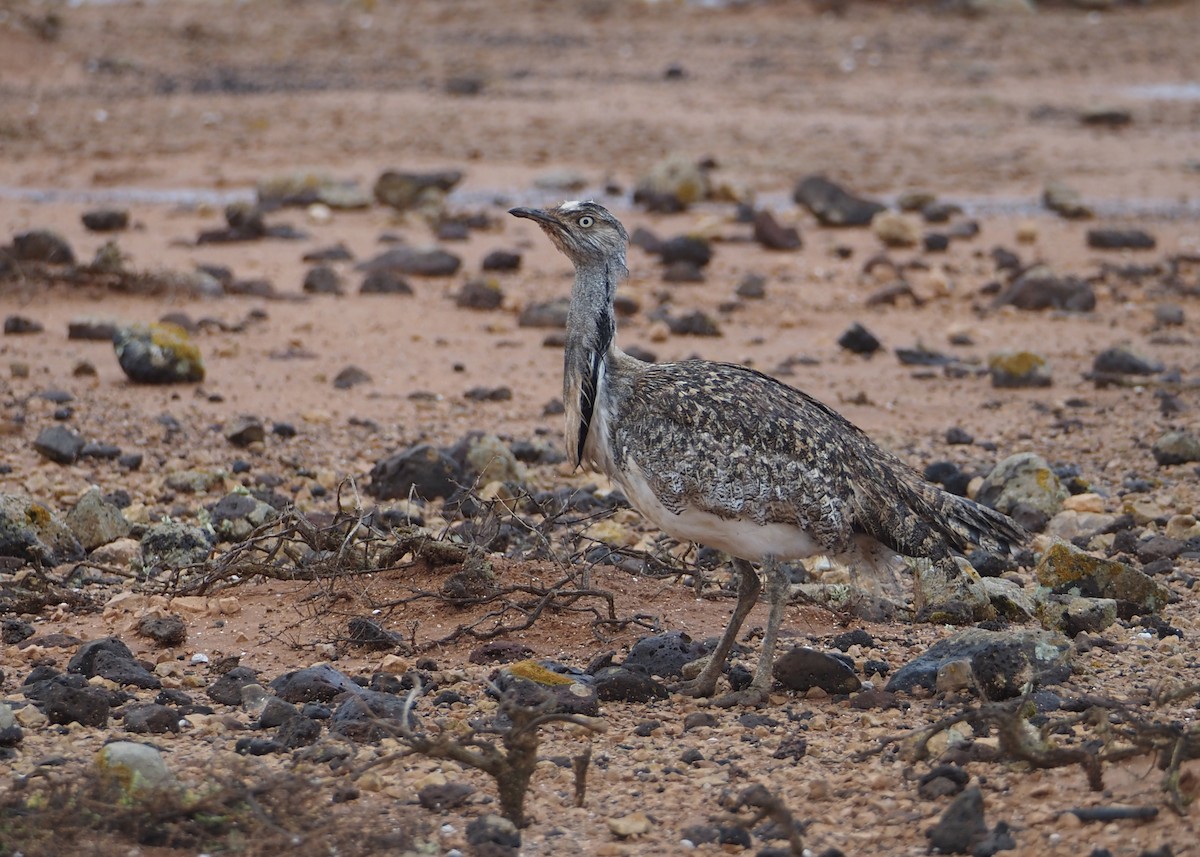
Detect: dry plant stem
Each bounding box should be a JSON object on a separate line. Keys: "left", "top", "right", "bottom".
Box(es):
{"left": 364, "top": 683, "right": 606, "bottom": 827}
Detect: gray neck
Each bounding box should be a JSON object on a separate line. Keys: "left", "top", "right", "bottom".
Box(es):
{"left": 564, "top": 257, "right": 623, "bottom": 466}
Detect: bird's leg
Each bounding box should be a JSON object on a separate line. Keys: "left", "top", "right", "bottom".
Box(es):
{"left": 711, "top": 556, "right": 787, "bottom": 708}
{"left": 673, "top": 557, "right": 760, "bottom": 700}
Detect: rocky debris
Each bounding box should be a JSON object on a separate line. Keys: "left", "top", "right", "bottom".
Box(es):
{"left": 662, "top": 308, "right": 721, "bottom": 336}
{"left": 33, "top": 425, "right": 86, "bottom": 464}
{"left": 3, "top": 619, "right": 35, "bottom": 644}
{"left": 592, "top": 666, "right": 669, "bottom": 702}
{"left": 208, "top": 492, "right": 278, "bottom": 542}
{"left": 356, "top": 245, "right": 461, "bottom": 277}
{"left": 1153, "top": 303, "right": 1184, "bottom": 328}
{"left": 466, "top": 814, "right": 520, "bottom": 854}
{"left": 95, "top": 741, "right": 175, "bottom": 793}
{"left": 1087, "top": 228, "right": 1156, "bottom": 250}
{"left": 303, "top": 242, "right": 355, "bottom": 262}
{"left": 1038, "top": 594, "right": 1118, "bottom": 635}
{"left": 124, "top": 702, "right": 182, "bottom": 734}
{"left": 633, "top": 154, "right": 711, "bottom": 211}
{"left": 224, "top": 415, "right": 266, "bottom": 446}
{"left": 302, "top": 265, "right": 343, "bottom": 295}
{"left": 975, "top": 452, "right": 1067, "bottom": 531}
{"left": 333, "top": 365, "right": 372, "bottom": 389}
{"left": 360, "top": 269, "right": 414, "bottom": 294}
{"left": 988, "top": 351, "right": 1052, "bottom": 389}
{"left": 65, "top": 487, "right": 130, "bottom": 550}
{"left": 911, "top": 556, "right": 995, "bottom": 624}
{"left": 457, "top": 277, "right": 505, "bottom": 310}
{"left": 197, "top": 202, "right": 307, "bottom": 243}
{"left": 838, "top": 322, "right": 882, "bottom": 355}
{"left": 373, "top": 168, "right": 463, "bottom": 211}
{"left": 330, "top": 689, "right": 415, "bottom": 742}
{"left": 736, "top": 273, "right": 767, "bottom": 299}
{"left": 1080, "top": 105, "right": 1132, "bottom": 127}
{"left": 994, "top": 266, "right": 1095, "bottom": 312}
{"left": 662, "top": 259, "right": 704, "bottom": 283}
{"left": 1152, "top": 430, "right": 1200, "bottom": 466}
{"left": 482, "top": 249, "right": 522, "bottom": 272}
{"left": 793, "top": 175, "right": 885, "bottom": 227}
{"left": 368, "top": 443, "right": 463, "bottom": 501}
{"left": 658, "top": 235, "right": 713, "bottom": 268}
{"left": 419, "top": 781, "right": 476, "bottom": 812}
{"left": 1042, "top": 181, "right": 1093, "bottom": 219}
{"left": 347, "top": 617, "right": 407, "bottom": 650}
{"left": 0, "top": 493, "right": 84, "bottom": 566}
{"left": 68, "top": 636, "right": 160, "bottom": 689}
{"left": 494, "top": 660, "right": 599, "bottom": 716}
{"left": 752, "top": 209, "right": 802, "bottom": 250}
{"left": 871, "top": 210, "right": 922, "bottom": 247}
{"left": 926, "top": 785, "right": 1014, "bottom": 856}
{"left": 139, "top": 521, "right": 214, "bottom": 573}
{"left": 257, "top": 171, "right": 371, "bottom": 209}
{"left": 207, "top": 666, "right": 261, "bottom": 705}
{"left": 10, "top": 229, "right": 75, "bottom": 264}
{"left": 69, "top": 317, "right": 121, "bottom": 341}
{"left": 886, "top": 627, "right": 1072, "bottom": 698}
{"left": 271, "top": 665, "right": 364, "bottom": 704}
{"left": 519, "top": 297, "right": 570, "bottom": 328}
{"left": 4, "top": 314, "right": 44, "bottom": 334}
{"left": 464, "top": 385, "right": 513, "bottom": 402}
{"left": 1036, "top": 541, "right": 1171, "bottom": 616}
{"left": 622, "top": 631, "right": 708, "bottom": 679}
{"left": 34, "top": 678, "right": 111, "bottom": 726}
{"left": 1091, "top": 345, "right": 1162, "bottom": 378}
{"left": 136, "top": 614, "right": 188, "bottom": 646}
{"left": 772, "top": 647, "right": 861, "bottom": 694}
{"left": 81, "top": 208, "right": 129, "bottom": 232}
{"left": 113, "top": 322, "right": 205, "bottom": 384}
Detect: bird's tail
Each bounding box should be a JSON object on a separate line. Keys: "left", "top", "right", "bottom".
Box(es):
{"left": 914, "top": 481, "right": 1026, "bottom": 556}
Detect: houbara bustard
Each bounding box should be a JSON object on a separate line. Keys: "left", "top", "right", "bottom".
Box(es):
{"left": 510, "top": 201, "right": 1024, "bottom": 707}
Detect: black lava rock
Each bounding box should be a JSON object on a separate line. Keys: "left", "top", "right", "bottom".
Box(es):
{"left": 837, "top": 322, "right": 882, "bottom": 355}
{"left": 124, "top": 703, "right": 181, "bottom": 734}
{"left": 623, "top": 631, "right": 707, "bottom": 680}
{"left": 793, "top": 175, "right": 886, "bottom": 227}
{"left": 1087, "top": 229, "right": 1156, "bottom": 250}
{"left": 33, "top": 425, "right": 86, "bottom": 464}
{"left": 206, "top": 666, "right": 262, "bottom": 706}
{"left": 368, "top": 443, "right": 463, "bottom": 501}
{"left": 772, "top": 647, "right": 862, "bottom": 694}
{"left": 593, "top": 666, "right": 669, "bottom": 703}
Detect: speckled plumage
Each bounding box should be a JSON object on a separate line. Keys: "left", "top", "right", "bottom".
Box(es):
{"left": 511, "top": 201, "right": 1024, "bottom": 706}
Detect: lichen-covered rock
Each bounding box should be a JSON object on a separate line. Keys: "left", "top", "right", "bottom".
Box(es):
{"left": 975, "top": 452, "right": 1067, "bottom": 531}
{"left": 113, "top": 322, "right": 205, "bottom": 384}
{"left": 65, "top": 487, "right": 131, "bottom": 551}
{"left": 1037, "top": 594, "right": 1118, "bottom": 635}
{"left": 1035, "top": 541, "right": 1171, "bottom": 617}
{"left": 95, "top": 741, "right": 175, "bottom": 794}
{"left": 980, "top": 577, "right": 1037, "bottom": 622}
{"left": 1151, "top": 430, "right": 1200, "bottom": 466}
{"left": 0, "top": 493, "right": 84, "bottom": 566}
{"left": 988, "top": 351, "right": 1052, "bottom": 388}
{"left": 634, "top": 153, "right": 711, "bottom": 211}
{"left": 139, "top": 521, "right": 214, "bottom": 573}
{"left": 886, "top": 627, "right": 1071, "bottom": 699}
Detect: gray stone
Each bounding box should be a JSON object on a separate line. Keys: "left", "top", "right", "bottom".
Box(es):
{"left": 224, "top": 415, "right": 265, "bottom": 447}
{"left": 275, "top": 714, "right": 321, "bottom": 748}
{"left": 356, "top": 245, "right": 461, "bottom": 277}
{"left": 270, "top": 664, "right": 364, "bottom": 704}
{"left": 911, "top": 556, "right": 995, "bottom": 624}
{"left": 518, "top": 297, "right": 571, "bottom": 328}
{"left": 0, "top": 493, "right": 84, "bottom": 566}
{"left": 886, "top": 627, "right": 1072, "bottom": 698}
{"left": 136, "top": 614, "right": 188, "bottom": 647}
{"left": 926, "top": 785, "right": 987, "bottom": 854}
{"left": 95, "top": 741, "right": 174, "bottom": 792}
{"left": 68, "top": 317, "right": 121, "bottom": 341}
{"left": 1092, "top": 346, "right": 1162, "bottom": 376}
{"left": 975, "top": 452, "right": 1068, "bottom": 529}
{"left": 65, "top": 487, "right": 130, "bottom": 550}
{"left": 481, "top": 249, "right": 521, "bottom": 272}
{"left": 12, "top": 229, "right": 75, "bottom": 264}
{"left": 81, "top": 209, "right": 129, "bottom": 232}
{"left": 209, "top": 492, "right": 277, "bottom": 542}
{"left": 207, "top": 666, "right": 262, "bottom": 706}
{"left": 333, "top": 365, "right": 372, "bottom": 389}
{"left": 113, "top": 323, "right": 205, "bottom": 384}
{"left": 457, "top": 278, "right": 504, "bottom": 310}
{"left": 258, "top": 696, "right": 300, "bottom": 728}
{"left": 1087, "top": 229, "right": 1156, "bottom": 250}
{"left": 793, "top": 175, "right": 886, "bottom": 227}
{"left": 772, "top": 647, "right": 861, "bottom": 694}
{"left": 359, "top": 269, "right": 414, "bottom": 294}
{"left": 980, "top": 576, "right": 1037, "bottom": 622}
{"left": 633, "top": 154, "right": 710, "bottom": 211}
{"left": 419, "top": 781, "right": 476, "bottom": 811}
{"left": 124, "top": 703, "right": 181, "bottom": 734}
{"left": 4, "top": 315, "right": 44, "bottom": 334}
{"left": 367, "top": 443, "right": 463, "bottom": 501}
{"left": 140, "top": 521, "right": 214, "bottom": 572}
{"left": 1042, "top": 181, "right": 1093, "bottom": 219}
{"left": 995, "top": 265, "right": 1095, "bottom": 312}
{"left": 33, "top": 425, "right": 86, "bottom": 464}
{"left": 302, "top": 265, "right": 343, "bottom": 295}
{"left": 623, "top": 631, "right": 708, "bottom": 679}
{"left": 330, "top": 689, "right": 416, "bottom": 742}
{"left": 752, "top": 209, "right": 802, "bottom": 251}
{"left": 1152, "top": 431, "right": 1200, "bottom": 466}
{"left": 373, "top": 169, "right": 462, "bottom": 211}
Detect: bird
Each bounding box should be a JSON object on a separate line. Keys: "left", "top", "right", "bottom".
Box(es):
{"left": 510, "top": 200, "right": 1024, "bottom": 707}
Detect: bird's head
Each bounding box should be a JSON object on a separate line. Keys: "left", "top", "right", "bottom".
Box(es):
{"left": 509, "top": 200, "right": 629, "bottom": 274}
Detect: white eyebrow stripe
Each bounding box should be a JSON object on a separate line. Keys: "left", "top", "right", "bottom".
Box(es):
{"left": 559, "top": 200, "right": 585, "bottom": 212}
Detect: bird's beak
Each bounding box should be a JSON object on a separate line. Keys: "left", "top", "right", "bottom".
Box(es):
{"left": 509, "top": 207, "right": 559, "bottom": 229}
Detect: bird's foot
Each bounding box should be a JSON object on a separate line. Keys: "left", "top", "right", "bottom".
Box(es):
{"left": 670, "top": 677, "right": 719, "bottom": 699}
{"left": 708, "top": 685, "right": 771, "bottom": 709}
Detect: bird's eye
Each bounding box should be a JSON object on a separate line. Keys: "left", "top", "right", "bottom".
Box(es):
{"left": 578, "top": 215, "right": 594, "bottom": 228}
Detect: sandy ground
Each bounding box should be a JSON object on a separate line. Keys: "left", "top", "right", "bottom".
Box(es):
{"left": 2, "top": 1, "right": 1200, "bottom": 856}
